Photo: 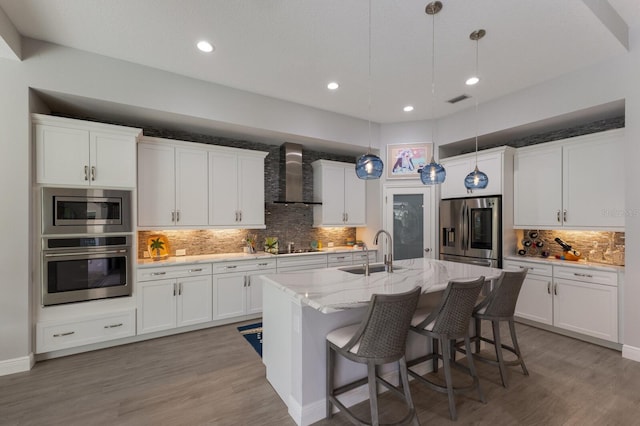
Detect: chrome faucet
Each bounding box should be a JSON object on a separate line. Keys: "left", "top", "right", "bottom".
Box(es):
{"left": 361, "top": 242, "right": 370, "bottom": 276}
{"left": 373, "top": 229, "right": 393, "bottom": 272}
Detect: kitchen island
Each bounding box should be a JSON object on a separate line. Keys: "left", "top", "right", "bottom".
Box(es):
{"left": 257, "top": 258, "right": 503, "bottom": 426}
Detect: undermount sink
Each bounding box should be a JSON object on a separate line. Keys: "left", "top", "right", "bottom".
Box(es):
{"left": 339, "top": 263, "right": 401, "bottom": 275}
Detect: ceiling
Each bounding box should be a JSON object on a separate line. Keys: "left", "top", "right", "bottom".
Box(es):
{"left": 0, "top": 1, "right": 637, "bottom": 135}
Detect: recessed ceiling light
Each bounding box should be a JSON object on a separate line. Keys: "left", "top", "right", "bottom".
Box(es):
{"left": 466, "top": 76, "right": 479, "bottom": 85}
{"left": 327, "top": 82, "right": 339, "bottom": 90}
{"left": 197, "top": 40, "right": 214, "bottom": 53}
{"left": 403, "top": 105, "right": 414, "bottom": 112}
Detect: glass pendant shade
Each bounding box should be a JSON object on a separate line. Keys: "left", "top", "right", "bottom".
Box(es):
{"left": 464, "top": 165, "right": 489, "bottom": 189}
{"left": 355, "top": 153, "right": 384, "bottom": 179}
{"left": 420, "top": 157, "right": 446, "bottom": 185}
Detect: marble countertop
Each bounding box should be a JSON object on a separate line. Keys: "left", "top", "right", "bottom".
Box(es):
{"left": 137, "top": 246, "right": 368, "bottom": 268}
{"left": 257, "top": 258, "right": 503, "bottom": 313}
{"left": 504, "top": 255, "right": 624, "bottom": 272}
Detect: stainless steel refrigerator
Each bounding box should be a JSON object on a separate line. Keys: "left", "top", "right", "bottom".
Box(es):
{"left": 439, "top": 196, "right": 502, "bottom": 268}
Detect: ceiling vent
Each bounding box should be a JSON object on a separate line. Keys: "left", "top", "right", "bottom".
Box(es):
{"left": 447, "top": 94, "right": 471, "bottom": 104}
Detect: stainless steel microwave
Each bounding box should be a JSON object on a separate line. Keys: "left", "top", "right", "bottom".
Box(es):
{"left": 42, "top": 188, "right": 132, "bottom": 235}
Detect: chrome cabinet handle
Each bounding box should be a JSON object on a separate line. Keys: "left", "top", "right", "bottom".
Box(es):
{"left": 547, "top": 282, "right": 551, "bottom": 294}
{"left": 226, "top": 265, "right": 237, "bottom": 269}
{"left": 176, "top": 210, "right": 180, "bottom": 222}
{"left": 239, "top": 211, "right": 242, "bottom": 222}
{"left": 557, "top": 210, "right": 561, "bottom": 222}
{"left": 171, "top": 211, "right": 176, "bottom": 222}
{"left": 91, "top": 166, "right": 96, "bottom": 181}
{"left": 53, "top": 331, "right": 75, "bottom": 337}
{"left": 258, "top": 263, "right": 269, "bottom": 266}
{"left": 563, "top": 209, "right": 567, "bottom": 222}
{"left": 188, "top": 268, "right": 203, "bottom": 273}
{"left": 554, "top": 283, "right": 558, "bottom": 296}
{"left": 243, "top": 276, "right": 247, "bottom": 287}
{"left": 84, "top": 165, "right": 89, "bottom": 181}
{"left": 150, "top": 271, "right": 167, "bottom": 276}
{"left": 178, "top": 282, "right": 183, "bottom": 295}
{"left": 104, "top": 323, "right": 123, "bottom": 329}
{"left": 173, "top": 283, "right": 177, "bottom": 296}
{"left": 247, "top": 276, "right": 251, "bottom": 287}
{"left": 574, "top": 273, "right": 593, "bottom": 278}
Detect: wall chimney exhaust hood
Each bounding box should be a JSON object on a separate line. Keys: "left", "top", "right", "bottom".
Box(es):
{"left": 274, "top": 142, "right": 321, "bottom": 205}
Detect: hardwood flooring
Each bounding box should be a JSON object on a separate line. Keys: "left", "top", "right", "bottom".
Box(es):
{"left": 1, "top": 321, "right": 640, "bottom": 425}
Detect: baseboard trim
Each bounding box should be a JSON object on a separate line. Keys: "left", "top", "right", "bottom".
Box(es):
{"left": 0, "top": 353, "right": 34, "bottom": 376}
{"left": 622, "top": 344, "right": 640, "bottom": 362}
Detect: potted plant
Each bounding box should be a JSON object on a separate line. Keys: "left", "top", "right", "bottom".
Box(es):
{"left": 149, "top": 237, "right": 166, "bottom": 260}
{"left": 264, "top": 237, "right": 278, "bottom": 254}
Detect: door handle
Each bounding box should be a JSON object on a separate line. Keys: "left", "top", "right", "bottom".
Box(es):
{"left": 557, "top": 210, "right": 561, "bottom": 223}
{"left": 171, "top": 211, "right": 176, "bottom": 222}
{"left": 84, "top": 165, "right": 89, "bottom": 181}
{"left": 178, "top": 282, "right": 183, "bottom": 295}
{"left": 424, "top": 248, "right": 431, "bottom": 253}
{"left": 547, "top": 282, "right": 551, "bottom": 294}
{"left": 563, "top": 209, "right": 567, "bottom": 223}
{"left": 173, "top": 283, "right": 177, "bottom": 296}
{"left": 553, "top": 283, "right": 558, "bottom": 296}
{"left": 91, "top": 166, "right": 96, "bottom": 181}
{"left": 176, "top": 210, "right": 180, "bottom": 222}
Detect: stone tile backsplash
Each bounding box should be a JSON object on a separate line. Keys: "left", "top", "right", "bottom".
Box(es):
{"left": 515, "top": 229, "right": 625, "bottom": 266}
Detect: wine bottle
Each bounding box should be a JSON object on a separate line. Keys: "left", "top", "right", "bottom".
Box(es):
{"left": 554, "top": 237, "right": 581, "bottom": 257}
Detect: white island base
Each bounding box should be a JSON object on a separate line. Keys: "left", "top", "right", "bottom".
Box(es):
{"left": 259, "top": 259, "right": 503, "bottom": 426}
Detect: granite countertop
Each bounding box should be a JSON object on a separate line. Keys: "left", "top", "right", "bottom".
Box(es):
{"left": 504, "top": 255, "right": 624, "bottom": 272}
{"left": 137, "top": 246, "right": 368, "bottom": 268}
{"left": 257, "top": 258, "right": 503, "bottom": 313}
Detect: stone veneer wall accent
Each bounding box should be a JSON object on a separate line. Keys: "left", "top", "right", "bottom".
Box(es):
{"left": 515, "top": 229, "right": 625, "bottom": 266}
{"left": 126, "top": 124, "right": 356, "bottom": 258}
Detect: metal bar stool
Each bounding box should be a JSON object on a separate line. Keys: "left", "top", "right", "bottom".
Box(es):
{"left": 326, "top": 286, "right": 422, "bottom": 426}
{"left": 464, "top": 268, "right": 530, "bottom": 388}
{"left": 407, "top": 277, "right": 486, "bottom": 421}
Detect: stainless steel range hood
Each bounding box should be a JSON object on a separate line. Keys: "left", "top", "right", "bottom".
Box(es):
{"left": 274, "top": 142, "right": 320, "bottom": 205}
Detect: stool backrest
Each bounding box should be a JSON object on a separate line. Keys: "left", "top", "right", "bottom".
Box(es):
{"left": 354, "top": 286, "right": 421, "bottom": 362}
{"left": 425, "top": 277, "right": 485, "bottom": 337}
{"left": 478, "top": 268, "right": 528, "bottom": 318}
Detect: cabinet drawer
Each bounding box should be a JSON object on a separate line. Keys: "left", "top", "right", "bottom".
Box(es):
{"left": 213, "top": 258, "right": 276, "bottom": 274}
{"left": 503, "top": 260, "right": 552, "bottom": 277}
{"left": 328, "top": 253, "right": 352, "bottom": 266}
{"left": 275, "top": 254, "right": 327, "bottom": 270}
{"left": 137, "top": 263, "right": 212, "bottom": 282}
{"left": 37, "top": 310, "right": 135, "bottom": 353}
{"left": 554, "top": 266, "right": 617, "bottom": 287}
{"left": 353, "top": 251, "right": 377, "bottom": 264}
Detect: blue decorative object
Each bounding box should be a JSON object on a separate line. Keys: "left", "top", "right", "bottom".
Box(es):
{"left": 238, "top": 322, "right": 263, "bottom": 357}
{"left": 355, "top": 153, "right": 384, "bottom": 180}
{"left": 420, "top": 157, "right": 446, "bottom": 185}
{"left": 464, "top": 165, "right": 489, "bottom": 189}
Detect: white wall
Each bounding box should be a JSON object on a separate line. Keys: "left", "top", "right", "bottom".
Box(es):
{"left": 0, "top": 27, "right": 639, "bottom": 369}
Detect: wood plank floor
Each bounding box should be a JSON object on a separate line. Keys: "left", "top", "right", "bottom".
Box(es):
{"left": 2, "top": 321, "right": 640, "bottom": 425}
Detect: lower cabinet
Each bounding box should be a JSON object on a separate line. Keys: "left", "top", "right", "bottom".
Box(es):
{"left": 137, "top": 264, "right": 213, "bottom": 335}
{"left": 212, "top": 259, "right": 277, "bottom": 320}
{"left": 505, "top": 259, "right": 619, "bottom": 343}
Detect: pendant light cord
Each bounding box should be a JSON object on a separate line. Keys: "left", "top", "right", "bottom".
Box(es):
{"left": 367, "top": 0, "right": 372, "bottom": 155}
{"left": 474, "top": 36, "right": 479, "bottom": 167}
{"left": 430, "top": 8, "right": 436, "bottom": 163}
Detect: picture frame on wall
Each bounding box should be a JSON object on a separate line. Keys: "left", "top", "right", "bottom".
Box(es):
{"left": 386, "top": 142, "right": 432, "bottom": 179}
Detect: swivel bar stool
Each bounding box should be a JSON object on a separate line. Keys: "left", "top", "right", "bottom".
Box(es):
{"left": 326, "top": 286, "right": 421, "bottom": 426}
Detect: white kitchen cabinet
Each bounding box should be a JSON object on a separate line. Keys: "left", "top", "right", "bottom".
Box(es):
{"left": 138, "top": 139, "right": 209, "bottom": 228}
{"left": 136, "top": 264, "right": 213, "bottom": 334}
{"left": 440, "top": 148, "right": 509, "bottom": 199}
{"left": 212, "top": 259, "right": 276, "bottom": 320}
{"left": 504, "top": 259, "right": 619, "bottom": 344}
{"left": 312, "top": 160, "right": 366, "bottom": 227}
{"left": 36, "top": 309, "right": 136, "bottom": 353}
{"left": 209, "top": 148, "right": 268, "bottom": 228}
{"left": 33, "top": 114, "right": 141, "bottom": 188}
{"left": 275, "top": 253, "right": 328, "bottom": 272}
{"left": 514, "top": 129, "right": 624, "bottom": 230}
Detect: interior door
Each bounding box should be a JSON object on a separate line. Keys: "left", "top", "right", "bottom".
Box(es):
{"left": 384, "top": 186, "right": 433, "bottom": 260}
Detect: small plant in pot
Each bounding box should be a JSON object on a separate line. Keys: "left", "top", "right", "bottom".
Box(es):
{"left": 149, "top": 237, "right": 166, "bottom": 260}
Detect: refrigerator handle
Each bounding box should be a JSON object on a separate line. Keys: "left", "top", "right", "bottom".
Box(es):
{"left": 462, "top": 203, "right": 469, "bottom": 250}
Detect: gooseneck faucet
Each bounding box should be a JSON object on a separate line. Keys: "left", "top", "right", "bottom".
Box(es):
{"left": 373, "top": 229, "right": 393, "bottom": 272}
{"left": 361, "top": 242, "right": 370, "bottom": 276}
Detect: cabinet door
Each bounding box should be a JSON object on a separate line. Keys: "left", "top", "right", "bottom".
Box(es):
{"left": 553, "top": 278, "right": 618, "bottom": 342}
{"left": 176, "top": 275, "right": 213, "bottom": 327}
{"left": 562, "top": 132, "right": 625, "bottom": 228}
{"left": 439, "top": 158, "right": 471, "bottom": 199}
{"left": 237, "top": 155, "right": 265, "bottom": 227}
{"left": 175, "top": 147, "right": 209, "bottom": 226}
{"left": 321, "top": 164, "right": 347, "bottom": 225}
{"left": 514, "top": 146, "right": 562, "bottom": 227}
{"left": 90, "top": 132, "right": 136, "bottom": 188}
{"left": 138, "top": 143, "right": 176, "bottom": 227}
{"left": 213, "top": 273, "right": 246, "bottom": 319}
{"left": 35, "top": 124, "right": 90, "bottom": 185}
{"left": 343, "top": 169, "right": 366, "bottom": 225}
{"left": 514, "top": 275, "right": 553, "bottom": 325}
{"left": 475, "top": 153, "right": 503, "bottom": 196}
{"left": 246, "top": 272, "right": 264, "bottom": 315}
{"left": 209, "top": 152, "right": 239, "bottom": 226}
{"left": 138, "top": 279, "right": 177, "bottom": 334}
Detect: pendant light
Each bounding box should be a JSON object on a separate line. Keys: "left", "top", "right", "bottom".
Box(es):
{"left": 355, "top": 0, "right": 383, "bottom": 180}
{"left": 464, "top": 29, "right": 489, "bottom": 190}
{"left": 420, "top": 1, "right": 446, "bottom": 185}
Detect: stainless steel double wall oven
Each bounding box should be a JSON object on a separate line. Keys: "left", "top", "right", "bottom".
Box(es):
{"left": 41, "top": 188, "right": 133, "bottom": 306}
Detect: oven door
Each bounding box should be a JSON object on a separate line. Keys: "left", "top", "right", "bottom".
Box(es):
{"left": 42, "top": 246, "right": 132, "bottom": 306}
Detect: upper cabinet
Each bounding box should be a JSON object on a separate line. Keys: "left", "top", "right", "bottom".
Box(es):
{"left": 514, "top": 129, "right": 625, "bottom": 230}
{"left": 138, "top": 139, "right": 209, "bottom": 228}
{"left": 312, "top": 160, "right": 366, "bottom": 227}
{"left": 440, "top": 147, "right": 514, "bottom": 199}
{"left": 33, "top": 114, "right": 141, "bottom": 188}
{"left": 138, "top": 136, "right": 267, "bottom": 229}
{"left": 209, "top": 149, "right": 267, "bottom": 228}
